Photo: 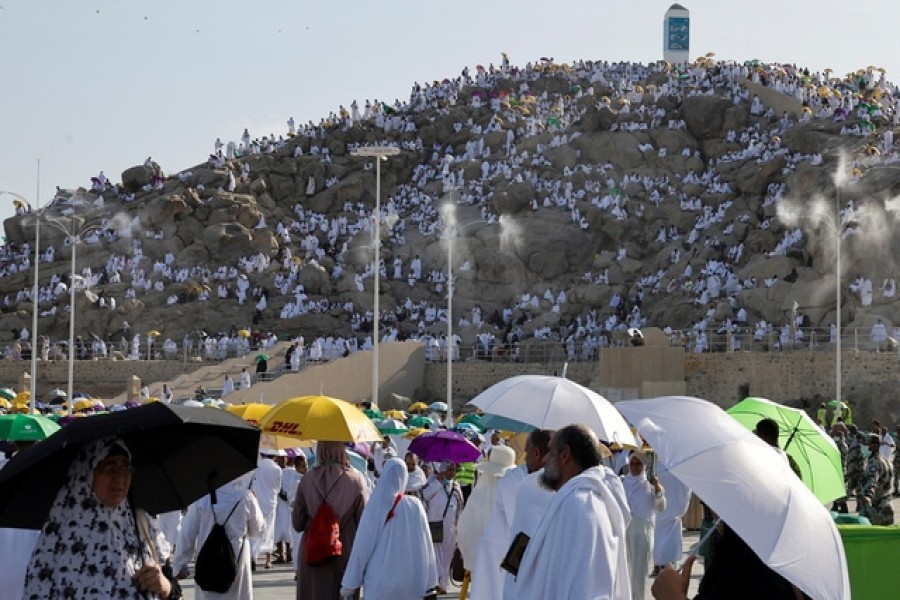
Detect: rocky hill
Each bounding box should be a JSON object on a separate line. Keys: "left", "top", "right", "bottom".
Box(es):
{"left": 2, "top": 58, "right": 899, "bottom": 354}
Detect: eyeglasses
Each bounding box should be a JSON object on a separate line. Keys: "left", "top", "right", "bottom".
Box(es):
{"left": 95, "top": 464, "right": 135, "bottom": 477}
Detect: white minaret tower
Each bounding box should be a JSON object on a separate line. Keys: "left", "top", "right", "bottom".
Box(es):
{"left": 663, "top": 3, "right": 690, "bottom": 65}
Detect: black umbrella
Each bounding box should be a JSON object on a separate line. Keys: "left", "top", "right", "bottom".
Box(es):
{"left": 0, "top": 403, "right": 260, "bottom": 529}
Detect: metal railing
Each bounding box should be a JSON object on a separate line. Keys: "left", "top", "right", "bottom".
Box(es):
{"left": 1, "top": 327, "right": 894, "bottom": 367}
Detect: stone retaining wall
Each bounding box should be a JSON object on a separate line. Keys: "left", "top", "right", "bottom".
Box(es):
{"left": 5, "top": 349, "right": 899, "bottom": 424}
{"left": 424, "top": 350, "right": 900, "bottom": 423}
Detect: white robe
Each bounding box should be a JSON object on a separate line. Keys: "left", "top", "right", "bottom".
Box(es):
{"left": 157, "top": 510, "right": 183, "bottom": 550}
{"left": 653, "top": 468, "right": 691, "bottom": 566}
{"left": 470, "top": 465, "right": 526, "bottom": 600}
{"left": 342, "top": 459, "right": 437, "bottom": 599}
{"left": 623, "top": 472, "right": 666, "bottom": 600}
{"left": 501, "top": 470, "right": 555, "bottom": 600}
{"left": 173, "top": 478, "right": 265, "bottom": 600}
{"left": 0, "top": 528, "right": 40, "bottom": 600}
{"left": 514, "top": 467, "right": 630, "bottom": 600}
{"left": 422, "top": 477, "right": 463, "bottom": 590}
{"left": 275, "top": 468, "right": 301, "bottom": 544}
{"left": 250, "top": 459, "right": 282, "bottom": 557}
{"left": 457, "top": 468, "right": 507, "bottom": 568}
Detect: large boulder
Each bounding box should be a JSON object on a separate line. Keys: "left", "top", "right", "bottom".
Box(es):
{"left": 198, "top": 222, "right": 254, "bottom": 264}
{"left": 121, "top": 165, "right": 153, "bottom": 193}
{"left": 681, "top": 95, "right": 733, "bottom": 140}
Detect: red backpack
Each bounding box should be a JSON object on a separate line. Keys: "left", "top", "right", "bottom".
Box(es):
{"left": 305, "top": 475, "right": 343, "bottom": 565}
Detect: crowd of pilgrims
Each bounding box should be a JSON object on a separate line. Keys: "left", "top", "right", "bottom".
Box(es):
{"left": 131, "top": 413, "right": 688, "bottom": 600}
{"left": 2, "top": 56, "right": 898, "bottom": 361}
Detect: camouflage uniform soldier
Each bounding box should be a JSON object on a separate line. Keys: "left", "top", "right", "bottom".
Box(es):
{"left": 845, "top": 431, "right": 866, "bottom": 502}
{"left": 832, "top": 431, "right": 850, "bottom": 513}
{"left": 893, "top": 426, "right": 900, "bottom": 496}
{"left": 859, "top": 434, "right": 895, "bottom": 525}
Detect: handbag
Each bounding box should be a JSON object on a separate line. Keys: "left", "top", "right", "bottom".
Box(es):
{"left": 428, "top": 484, "right": 454, "bottom": 544}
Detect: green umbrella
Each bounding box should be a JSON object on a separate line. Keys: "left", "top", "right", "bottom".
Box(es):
{"left": 0, "top": 388, "right": 15, "bottom": 402}
{"left": 408, "top": 416, "right": 434, "bottom": 429}
{"left": 0, "top": 414, "right": 61, "bottom": 442}
{"left": 459, "top": 413, "right": 486, "bottom": 433}
{"left": 377, "top": 418, "right": 409, "bottom": 435}
{"left": 726, "top": 397, "right": 845, "bottom": 504}
{"left": 255, "top": 354, "right": 270, "bottom": 362}
{"left": 363, "top": 409, "right": 384, "bottom": 421}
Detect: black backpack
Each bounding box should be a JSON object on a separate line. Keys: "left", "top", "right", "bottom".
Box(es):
{"left": 194, "top": 499, "right": 243, "bottom": 593}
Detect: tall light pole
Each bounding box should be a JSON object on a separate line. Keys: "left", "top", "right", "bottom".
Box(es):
{"left": 1, "top": 189, "right": 39, "bottom": 413}
{"left": 351, "top": 146, "right": 399, "bottom": 408}
{"left": 43, "top": 209, "right": 101, "bottom": 414}
{"left": 443, "top": 207, "right": 492, "bottom": 424}
{"left": 835, "top": 185, "right": 843, "bottom": 405}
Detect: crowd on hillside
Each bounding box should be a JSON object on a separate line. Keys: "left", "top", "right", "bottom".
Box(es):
{"left": 1, "top": 57, "right": 899, "bottom": 361}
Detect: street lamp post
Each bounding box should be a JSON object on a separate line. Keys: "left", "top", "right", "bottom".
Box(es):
{"left": 835, "top": 185, "right": 843, "bottom": 406}
{"left": 443, "top": 205, "right": 492, "bottom": 423}
{"left": 351, "top": 146, "right": 399, "bottom": 408}
{"left": 43, "top": 208, "right": 102, "bottom": 414}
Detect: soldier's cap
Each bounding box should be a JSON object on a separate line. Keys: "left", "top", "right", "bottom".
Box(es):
{"left": 866, "top": 433, "right": 881, "bottom": 446}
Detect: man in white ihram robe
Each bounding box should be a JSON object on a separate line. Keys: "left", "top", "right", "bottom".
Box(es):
{"left": 501, "top": 468, "right": 555, "bottom": 600}
{"left": 275, "top": 456, "right": 301, "bottom": 563}
{"left": 623, "top": 452, "right": 666, "bottom": 600}
{"left": 468, "top": 454, "right": 528, "bottom": 598}
{"left": 457, "top": 446, "right": 517, "bottom": 572}
{"left": 422, "top": 461, "right": 464, "bottom": 594}
{"left": 250, "top": 454, "right": 283, "bottom": 568}
{"left": 514, "top": 425, "right": 629, "bottom": 600}
{"left": 653, "top": 467, "right": 692, "bottom": 571}
{"left": 174, "top": 473, "right": 265, "bottom": 600}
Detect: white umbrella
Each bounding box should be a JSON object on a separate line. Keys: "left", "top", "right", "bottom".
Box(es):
{"left": 617, "top": 396, "right": 849, "bottom": 600}
{"left": 468, "top": 375, "right": 638, "bottom": 447}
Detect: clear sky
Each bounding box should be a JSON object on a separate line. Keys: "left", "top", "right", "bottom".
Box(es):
{"left": 1, "top": 0, "right": 897, "bottom": 225}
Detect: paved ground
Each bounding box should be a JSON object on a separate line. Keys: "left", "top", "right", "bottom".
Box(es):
{"left": 181, "top": 531, "right": 705, "bottom": 600}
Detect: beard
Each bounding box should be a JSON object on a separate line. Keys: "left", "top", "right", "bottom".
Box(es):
{"left": 538, "top": 466, "right": 561, "bottom": 491}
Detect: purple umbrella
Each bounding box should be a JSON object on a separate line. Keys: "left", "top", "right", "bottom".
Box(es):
{"left": 124, "top": 401, "right": 141, "bottom": 409}
{"left": 408, "top": 430, "right": 480, "bottom": 463}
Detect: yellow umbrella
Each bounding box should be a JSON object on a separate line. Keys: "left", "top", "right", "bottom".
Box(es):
{"left": 226, "top": 402, "right": 273, "bottom": 426}
{"left": 0, "top": 398, "right": 11, "bottom": 410}
{"left": 73, "top": 398, "right": 95, "bottom": 412}
{"left": 237, "top": 329, "right": 252, "bottom": 338}
{"left": 404, "top": 427, "right": 431, "bottom": 439}
{"left": 148, "top": 330, "right": 162, "bottom": 337}
{"left": 13, "top": 391, "right": 30, "bottom": 405}
{"left": 143, "top": 397, "right": 161, "bottom": 404}
{"left": 383, "top": 409, "right": 407, "bottom": 420}
{"left": 260, "top": 433, "right": 314, "bottom": 450}
{"left": 705, "top": 51, "right": 716, "bottom": 57}
{"left": 408, "top": 402, "right": 429, "bottom": 414}
{"left": 258, "top": 395, "right": 382, "bottom": 442}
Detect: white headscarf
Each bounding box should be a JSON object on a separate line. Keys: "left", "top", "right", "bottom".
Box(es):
{"left": 23, "top": 438, "right": 166, "bottom": 600}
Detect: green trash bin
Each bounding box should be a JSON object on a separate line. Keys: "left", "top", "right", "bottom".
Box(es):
{"left": 838, "top": 525, "right": 900, "bottom": 599}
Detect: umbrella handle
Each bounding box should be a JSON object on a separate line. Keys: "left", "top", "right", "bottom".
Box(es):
{"left": 134, "top": 508, "right": 160, "bottom": 565}
{"left": 686, "top": 517, "right": 721, "bottom": 560}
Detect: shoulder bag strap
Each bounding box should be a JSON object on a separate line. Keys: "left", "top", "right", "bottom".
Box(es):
{"left": 441, "top": 484, "right": 454, "bottom": 520}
